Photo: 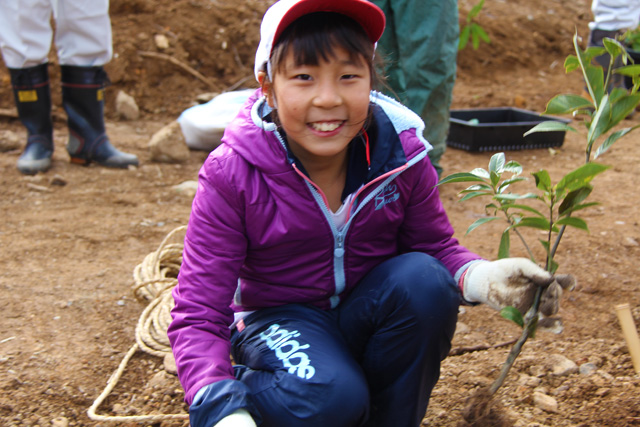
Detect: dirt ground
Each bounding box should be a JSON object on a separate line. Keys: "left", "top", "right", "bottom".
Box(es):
{"left": 1, "top": 0, "right": 639, "bottom": 426}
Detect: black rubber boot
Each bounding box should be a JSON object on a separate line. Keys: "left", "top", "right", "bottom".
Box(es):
{"left": 60, "top": 65, "right": 138, "bottom": 168}
{"left": 9, "top": 64, "right": 54, "bottom": 175}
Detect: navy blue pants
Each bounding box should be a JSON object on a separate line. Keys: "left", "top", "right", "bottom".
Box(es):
{"left": 230, "top": 253, "right": 461, "bottom": 426}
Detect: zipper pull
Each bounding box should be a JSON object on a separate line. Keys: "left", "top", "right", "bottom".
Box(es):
{"left": 334, "top": 234, "right": 345, "bottom": 258}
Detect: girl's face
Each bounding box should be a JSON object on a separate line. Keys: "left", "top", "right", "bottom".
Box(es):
{"left": 267, "top": 45, "right": 371, "bottom": 167}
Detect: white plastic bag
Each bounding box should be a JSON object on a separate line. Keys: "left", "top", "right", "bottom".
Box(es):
{"left": 177, "top": 89, "right": 255, "bottom": 151}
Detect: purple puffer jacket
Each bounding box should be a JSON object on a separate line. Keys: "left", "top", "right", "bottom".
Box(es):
{"left": 169, "top": 89, "right": 482, "bottom": 404}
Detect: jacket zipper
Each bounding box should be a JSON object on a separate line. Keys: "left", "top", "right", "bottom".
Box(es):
{"left": 282, "top": 130, "right": 428, "bottom": 307}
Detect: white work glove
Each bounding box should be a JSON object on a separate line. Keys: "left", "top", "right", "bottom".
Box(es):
{"left": 214, "top": 409, "right": 256, "bottom": 427}
{"left": 463, "top": 258, "right": 576, "bottom": 316}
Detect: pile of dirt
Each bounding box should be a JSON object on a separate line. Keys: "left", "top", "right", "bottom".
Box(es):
{"left": 1, "top": 0, "right": 639, "bottom": 426}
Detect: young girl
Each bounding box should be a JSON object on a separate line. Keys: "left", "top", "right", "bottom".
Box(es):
{"left": 168, "top": 1, "right": 574, "bottom": 426}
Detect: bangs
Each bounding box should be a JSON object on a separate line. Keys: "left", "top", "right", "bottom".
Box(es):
{"left": 271, "top": 12, "right": 375, "bottom": 74}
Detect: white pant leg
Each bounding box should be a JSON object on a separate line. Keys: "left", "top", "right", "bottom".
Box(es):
{"left": 52, "top": 0, "right": 112, "bottom": 66}
{"left": 0, "top": 0, "right": 54, "bottom": 68}
{"left": 590, "top": 0, "right": 640, "bottom": 31}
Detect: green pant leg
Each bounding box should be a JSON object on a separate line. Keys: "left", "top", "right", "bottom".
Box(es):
{"left": 372, "top": 0, "right": 459, "bottom": 176}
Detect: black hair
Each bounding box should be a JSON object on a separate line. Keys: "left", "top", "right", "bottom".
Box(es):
{"left": 268, "top": 12, "right": 383, "bottom": 88}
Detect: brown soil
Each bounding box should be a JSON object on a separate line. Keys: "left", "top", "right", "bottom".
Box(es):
{"left": 1, "top": 0, "right": 639, "bottom": 426}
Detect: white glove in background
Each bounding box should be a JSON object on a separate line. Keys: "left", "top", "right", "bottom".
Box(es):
{"left": 463, "top": 258, "right": 576, "bottom": 316}
{"left": 214, "top": 409, "right": 257, "bottom": 427}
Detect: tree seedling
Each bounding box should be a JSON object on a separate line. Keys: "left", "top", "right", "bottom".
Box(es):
{"left": 459, "top": 0, "right": 490, "bottom": 51}
{"left": 439, "top": 32, "right": 640, "bottom": 425}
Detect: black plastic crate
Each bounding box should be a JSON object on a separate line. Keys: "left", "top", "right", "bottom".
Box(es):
{"left": 446, "top": 107, "right": 571, "bottom": 152}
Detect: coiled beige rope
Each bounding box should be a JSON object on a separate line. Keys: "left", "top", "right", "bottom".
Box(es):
{"left": 88, "top": 226, "right": 190, "bottom": 423}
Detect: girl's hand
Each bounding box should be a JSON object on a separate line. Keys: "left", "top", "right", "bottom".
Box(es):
{"left": 463, "top": 258, "right": 576, "bottom": 316}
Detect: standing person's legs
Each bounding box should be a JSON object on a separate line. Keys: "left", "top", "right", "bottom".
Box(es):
{"left": 372, "top": 0, "right": 459, "bottom": 177}
{"left": 337, "top": 252, "right": 460, "bottom": 426}
{"left": 0, "top": 0, "right": 56, "bottom": 174}
{"left": 0, "top": 0, "right": 54, "bottom": 69}
{"left": 52, "top": 0, "right": 138, "bottom": 168}
{"left": 230, "top": 304, "right": 370, "bottom": 427}
{"left": 52, "top": 0, "right": 112, "bottom": 66}
{"left": 588, "top": 0, "right": 640, "bottom": 91}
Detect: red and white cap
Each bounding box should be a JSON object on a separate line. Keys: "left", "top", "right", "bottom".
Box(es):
{"left": 254, "top": 0, "right": 386, "bottom": 80}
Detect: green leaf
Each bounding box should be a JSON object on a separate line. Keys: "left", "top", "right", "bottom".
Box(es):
{"left": 555, "top": 163, "right": 610, "bottom": 194}
{"left": 498, "top": 177, "right": 527, "bottom": 193}
{"left": 498, "top": 231, "right": 510, "bottom": 259}
{"left": 503, "top": 160, "right": 523, "bottom": 174}
{"left": 587, "top": 93, "right": 612, "bottom": 147}
{"left": 471, "top": 25, "right": 481, "bottom": 50}
{"left": 544, "top": 94, "right": 593, "bottom": 115}
{"left": 603, "top": 37, "right": 626, "bottom": 59}
{"left": 500, "top": 306, "right": 524, "bottom": 328}
{"left": 466, "top": 216, "right": 501, "bottom": 234}
{"left": 532, "top": 170, "right": 552, "bottom": 192}
{"left": 585, "top": 63, "right": 606, "bottom": 105}
{"left": 583, "top": 46, "right": 607, "bottom": 63}
{"left": 555, "top": 216, "right": 589, "bottom": 231}
{"left": 494, "top": 192, "right": 539, "bottom": 201}
{"left": 564, "top": 55, "right": 580, "bottom": 73}
{"left": 470, "top": 168, "right": 491, "bottom": 179}
{"left": 489, "top": 152, "right": 506, "bottom": 174}
{"left": 513, "top": 217, "right": 555, "bottom": 232}
{"left": 459, "top": 25, "right": 471, "bottom": 50}
{"left": 506, "top": 204, "right": 546, "bottom": 217}
{"left": 594, "top": 125, "right": 640, "bottom": 158}
{"left": 558, "top": 186, "right": 593, "bottom": 215}
{"left": 524, "top": 120, "right": 576, "bottom": 136}
{"left": 539, "top": 239, "right": 550, "bottom": 254}
{"left": 437, "top": 172, "right": 487, "bottom": 185}
{"left": 459, "top": 191, "right": 492, "bottom": 202}
{"left": 469, "top": 0, "right": 485, "bottom": 19}
{"left": 490, "top": 170, "right": 500, "bottom": 187}
{"left": 614, "top": 64, "right": 640, "bottom": 77}
{"left": 610, "top": 93, "right": 640, "bottom": 126}
{"left": 475, "top": 25, "right": 490, "bottom": 44}
{"left": 560, "top": 201, "right": 599, "bottom": 215}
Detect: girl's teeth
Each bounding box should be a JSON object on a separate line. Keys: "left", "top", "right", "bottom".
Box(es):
{"left": 312, "top": 122, "right": 340, "bottom": 132}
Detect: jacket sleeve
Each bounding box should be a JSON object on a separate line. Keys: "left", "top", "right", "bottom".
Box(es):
{"left": 397, "top": 147, "right": 484, "bottom": 279}
{"left": 168, "top": 151, "right": 249, "bottom": 406}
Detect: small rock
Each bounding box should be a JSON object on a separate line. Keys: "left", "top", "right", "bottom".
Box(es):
{"left": 148, "top": 121, "right": 190, "bottom": 163}
{"left": 548, "top": 354, "right": 578, "bottom": 376}
{"left": 112, "top": 403, "right": 126, "bottom": 415}
{"left": 622, "top": 237, "right": 639, "bottom": 247}
{"left": 49, "top": 174, "right": 67, "bottom": 186}
{"left": 154, "top": 34, "right": 170, "bottom": 49}
{"left": 579, "top": 362, "right": 598, "bottom": 376}
{"left": 514, "top": 94, "right": 527, "bottom": 108}
{"left": 529, "top": 364, "right": 546, "bottom": 378}
{"left": 51, "top": 417, "right": 69, "bottom": 427}
{"left": 196, "top": 92, "right": 220, "bottom": 103}
{"left": 172, "top": 180, "right": 198, "bottom": 198}
{"left": 518, "top": 373, "right": 542, "bottom": 387}
{"left": 147, "top": 371, "right": 172, "bottom": 389}
{"left": 164, "top": 352, "right": 178, "bottom": 375}
{"left": 0, "top": 130, "right": 21, "bottom": 152}
{"left": 533, "top": 391, "right": 558, "bottom": 413}
{"left": 26, "top": 183, "right": 51, "bottom": 193}
{"left": 115, "top": 91, "right": 140, "bottom": 120}
{"left": 454, "top": 322, "right": 470, "bottom": 335}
